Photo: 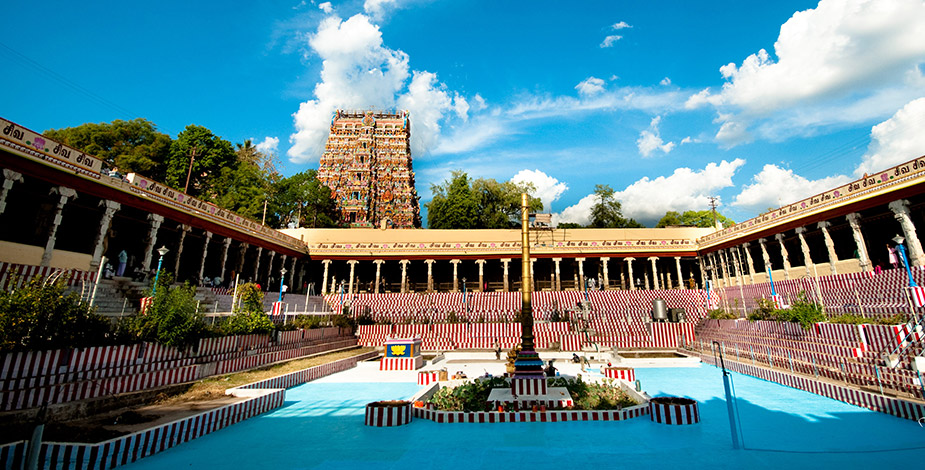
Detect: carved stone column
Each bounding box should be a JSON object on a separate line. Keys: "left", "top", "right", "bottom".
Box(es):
{"left": 321, "top": 259, "right": 332, "bottom": 294}
{"left": 758, "top": 238, "right": 772, "bottom": 273}
{"left": 348, "top": 260, "right": 358, "bottom": 295}
{"left": 845, "top": 213, "right": 871, "bottom": 271}
{"left": 174, "top": 224, "right": 192, "bottom": 274}
{"left": 501, "top": 258, "right": 511, "bottom": 292}
{"left": 775, "top": 233, "right": 791, "bottom": 280}
{"left": 373, "top": 260, "right": 384, "bottom": 294}
{"left": 707, "top": 253, "right": 720, "bottom": 288}
{"left": 476, "top": 259, "right": 486, "bottom": 291}
{"left": 625, "top": 257, "right": 636, "bottom": 290}
{"left": 289, "top": 256, "right": 297, "bottom": 291}
{"left": 253, "top": 246, "right": 264, "bottom": 282}
{"left": 553, "top": 258, "right": 562, "bottom": 290}
{"left": 576, "top": 257, "right": 586, "bottom": 290}
{"left": 0, "top": 169, "right": 24, "bottom": 215}
{"left": 674, "top": 257, "right": 683, "bottom": 289}
{"left": 889, "top": 199, "right": 925, "bottom": 267}
{"left": 697, "top": 256, "right": 707, "bottom": 289}
{"left": 197, "top": 231, "right": 212, "bottom": 283}
{"left": 795, "top": 226, "right": 813, "bottom": 276}
{"left": 400, "top": 259, "right": 410, "bottom": 293}
{"left": 266, "top": 251, "right": 277, "bottom": 287}
{"left": 278, "top": 254, "right": 288, "bottom": 290}
{"left": 41, "top": 186, "right": 78, "bottom": 267}
{"left": 89, "top": 200, "right": 120, "bottom": 270}
{"left": 601, "top": 257, "right": 610, "bottom": 290}
{"left": 817, "top": 221, "right": 839, "bottom": 274}
{"left": 530, "top": 258, "right": 536, "bottom": 290}
{"left": 719, "top": 250, "right": 732, "bottom": 286}
{"left": 236, "top": 243, "right": 248, "bottom": 277}
{"left": 425, "top": 259, "right": 435, "bottom": 292}
{"left": 218, "top": 237, "right": 232, "bottom": 282}
{"left": 142, "top": 214, "right": 164, "bottom": 272}
{"left": 648, "top": 257, "right": 660, "bottom": 290}
{"left": 730, "top": 248, "right": 744, "bottom": 287}
{"left": 450, "top": 259, "right": 460, "bottom": 292}
{"left": 741, "top": 243, "right": 756, "bottom": 283}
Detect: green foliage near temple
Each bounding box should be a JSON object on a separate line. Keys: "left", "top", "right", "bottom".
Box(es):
{"left": 747, "top": 292, "right": 826, "bottom": 330}
{"left": 589, "top": 184, "right": 643, "bottom": 228}
{"left": 218, "top": 283, "right": 275, "bottom": 335}
{"left": 656, "top": 210, "right": 735, "bottom": 228}
{"left": 42, "top": 121, "right": 339, "bottom": 229}
{"left": 708, "top": 308, "right": 737, "bottom": 320}
{"left": 548, "top": 376, "right": 638, "bottom": 410}
{"left": 0, "top": 278, "right": 113, "bottom": 352}
{"left": 125, "top": 273, "right": 206, "bottom": 349}
{"left": 426, "top": 171, "right": 543, "bottom": 229}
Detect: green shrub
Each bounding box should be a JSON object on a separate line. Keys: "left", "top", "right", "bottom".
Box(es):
{"left": 708, "top": 309, "right": 737, "bottom": 320}
{"left": 290, "top": 315, "right": 326, "bottom": 329}
{"left": 126, "top": 273, "right": 205, "bottom": 349}
{"left": 779, "top": 292, "right": 825, "bottom": 330}
{"left": 218, "top": 282, "right": 274, "bottom": 335}
{"left": 827, "top": 313, "right": 908, "bottom": 325}
{"left": 0, "top": 277, "right": 113, "bottom": 351}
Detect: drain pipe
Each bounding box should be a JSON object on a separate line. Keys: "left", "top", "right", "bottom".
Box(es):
{"left": 714, "top": 340, "right": 741, "bottom": 449}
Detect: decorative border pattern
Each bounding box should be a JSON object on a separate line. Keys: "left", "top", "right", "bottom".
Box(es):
{"left": 412, "top": 404, "right": 650, "bottom": 423}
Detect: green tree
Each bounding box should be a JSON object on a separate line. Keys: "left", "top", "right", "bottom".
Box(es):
{"left": 655, "top": 210, "right": 735, "bottom": 228}
{"left": 589, "top": 184, "right": 643, "bottom": 228}
{"left": 274, "top": 170, "right": 339, "bottom": 228}
{"left": 426, "top": 171, "right": 542, "bottom": 229}
{"left": 44, "top": 118, "right": 172, "bottom": 179}
{"left": 220, "top": 283, "right": 275, "bottom": 335}
{"left": 127, "top": 273, "right": 205, "bottom": 349}
{"left": 165, "top": 125, "right": 237, "bottom": 199}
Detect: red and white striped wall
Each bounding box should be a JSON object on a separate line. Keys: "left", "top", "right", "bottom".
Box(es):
{"left": 511, "top": 377, "right": 547, "bottom": 396}
{"left": 379, "top": 357, "right": 423, "bottom": 371}
{"left": 0, "top": 262, "right": 95, "bottom": 291}
{"left": 604, "top": 367, "right": 636, "bottom": 382}
{"left": 649, "top": 398, "right": 700, "bottom": 425}
{"left": 365, "top": 401, "right": 412, "bottom": 427}
{"left": 413, "top": 404, "right": 650, "bottom": 423}
{"left": 417, "top": 370, "right": 438, "bottom": 386}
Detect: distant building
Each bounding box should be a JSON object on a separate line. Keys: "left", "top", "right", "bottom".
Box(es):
{"left": 317, "top": 110, "right": 421, "bottom": 228}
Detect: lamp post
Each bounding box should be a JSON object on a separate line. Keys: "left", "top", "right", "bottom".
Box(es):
{"left": 462, "top": 277, "right": 467, "bottom": 314}
{"left": 278, "top": 268, "right": 287, "bottom": 303}
{"left": 152, "top": 246, "right": 169, "bottom": 296}
{"left": 893, "top": 235, "right": 917, "bottom": 287}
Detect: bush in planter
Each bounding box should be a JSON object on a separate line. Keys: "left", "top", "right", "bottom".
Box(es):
{"left": 217, "top": 283, "right": 274, "bottom": 335}
{"left": 427, "top": 377, "right": 507, "bottom": 411}
{"left": 828, "top": 313, "right": 907, "bottom": 325}
{"left": 0, "top": 277, "right": 113, "bottom": 351}
{"left": 290, "top": 315, "right": 326, "bottom": 329}
{"left": 708, "top": 308, "right": 737, "bottom": 320}
{"left": 126, "top": 273, "right": 206, "bottom": 349}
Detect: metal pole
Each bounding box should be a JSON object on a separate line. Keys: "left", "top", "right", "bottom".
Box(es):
{"left": 89, "top": 255, "right": 107, "bottom": 309}
{"left": 152, "top": 254, "right": 165, "bottom": 296}
{"left": 715, "top": 341, "right": 741, "bottom": 450}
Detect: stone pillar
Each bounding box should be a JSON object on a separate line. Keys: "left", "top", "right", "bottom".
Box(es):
{"left": 374, "top": 260, "right": 384, "bottom": 293}
{"left": 476, "top": 259, "right": 486, "bottom": 291}
{"left": 707, "top": 253, "right": 720, "bottom": 288}
{"left": 321, "top": 259, "right": 332, "bottom": 294}
{"left": 889, "top": 199, "right": 925, "bottom": 267}
{"left": 697, "top": 256, "right": 707, "bottom": 289}
{"left": 576, "top": 257, "right": 586, "bottom": 290}
{"left": 665, "top": 270, "right": 671, "bottom": 291}
{"left": 0, "top": 169, "right": 24, "bottom": 215}
{"left": 197, "top": 231, "right": 212, "bottom": 283}
{"left": 601, "top": 257, "right": 610, "bottom": 290}
{"left": 846, "top": 213, "right": 872, "bottom": 271}
{"left": 553, "top": 258, "right": 562, "bottom": 290}
{"left": 501, "top": 258, "right": 511, "bottom": 292}
{"left": 425, "top": 259, "right": 435, "bottom": 292}
{"left": 218, "top": 237, "right": 232, "bottom": 282}
{"left": 625, "top": 257, "right": 636, "bottom": 290}
{"left": 253, "top": 246, "right": 263, "bottom": 282}
{"left": 266, "top": 251, "right": 277, "bottom": 287}
{"left": 795, "top": 226, "right": 813, "bottom": 276}
{"left": 450, "top": 259, "right": 460, "bottom": 292}
{"left": 290, "top": 256, "right": 297, "bottom": 291}
{"left": 675, "top": 257, "right": 683, "bottom": 289}
{"left": 530, "top": 258, "right": 536, "bottom": 290}
{"left": 730, "top": 248, "right": 744, "bottom": 287}
{"left": 648, "top": 257, "right": 659, "bottom": 290}
{"left": 278, "top": 254, "right": 288, "bottom": 290}
{"left": 400, "top": 259, "right": 410, "bottom": 293}
{"left": 742, "top": 243, "right": 756, "bottom": 283}
{"left": 719, "top": 250, "right": 732, "bottom": 286}
{"left": 142, "top": 214, "right": 164, "bottom": 272}
{"left": 41, "top": 186, "right": 78, "bottom": 267}
{"left": 348, "top": 260, "right": 358, "bottom": 295}
{"left": 89, "top": 200, "right": 120, "bottom": 270}
{"left": 758, "top": 238, "right": 772, "bottom": 272}
{"left": 817, "top": 221, "right": 839, "bottom": 274}
{"left": 775, "top": 233, "right": 791, "bottom": 280}
{"left": 174, "top": 224, "right": 192, "bottom": 274}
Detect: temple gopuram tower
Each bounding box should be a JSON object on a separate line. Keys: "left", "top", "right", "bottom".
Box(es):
{"left": 317, "top": 110, "right": 421, "bottom": 228}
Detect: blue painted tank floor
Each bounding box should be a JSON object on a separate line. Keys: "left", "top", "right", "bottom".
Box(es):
{"left": 124, "top": 364, "right": 925, "bottom": 469}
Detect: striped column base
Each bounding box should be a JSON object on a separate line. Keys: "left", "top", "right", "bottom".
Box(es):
{"left": 604, "top": 367, "right": 636, "bottom": 382}
{"left": 380, "top": 357, "right": 424, "bottom": 370}
{"left": 649, "top": 397, "right": 700, "bottom": 425}
{"left": 418, "top": 371, "right": 438, "bottom": 385}
{"left": 365, "top": 401, "right": 412, "bottom": 427}
{"left": 512, "top": 378, "right": 547, "bottom": 396}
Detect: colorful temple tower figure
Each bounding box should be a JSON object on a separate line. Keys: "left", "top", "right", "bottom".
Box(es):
{"left": 317, "top": 110, "right": 421, "bottom": 229}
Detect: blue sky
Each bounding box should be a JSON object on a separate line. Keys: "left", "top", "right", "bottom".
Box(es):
{"left": 2, "top": 0, "right": 924, "bottom": 227}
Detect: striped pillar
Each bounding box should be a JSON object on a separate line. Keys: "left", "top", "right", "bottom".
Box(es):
{"left": 365, "top": 401, "right": 412, "bottom": 427}
{"left": 649, "top": 397, "right": 700, "bottom": 425}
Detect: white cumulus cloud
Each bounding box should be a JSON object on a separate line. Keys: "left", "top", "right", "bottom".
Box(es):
{"left": 855, "top": 97, "right": 925, "bottom": 176}
{"left": 732, "top": 164, "right": 851, "bottom": 213}
{"left": 575, "top": 77, "right": 606, "bottom": 96}
{"left": 398, "top": 71, "right": 454, "bottom": 156}
{"left": 600, "top": 35, "right": 622, "bottom": 48}
{"left": 510, "top": 169, "right": 569, "bottom": 211}
{"left": 253, "top": 136, "right": 280, "bottom": 155}
{"left": 318, "top": 2, "right": 333, "bottom": 13}
{"left": 636, "top": 116, "right": 675, "bottom": 157}
{"left": 556, "top": 160, "right": 745, "bottom": 226}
